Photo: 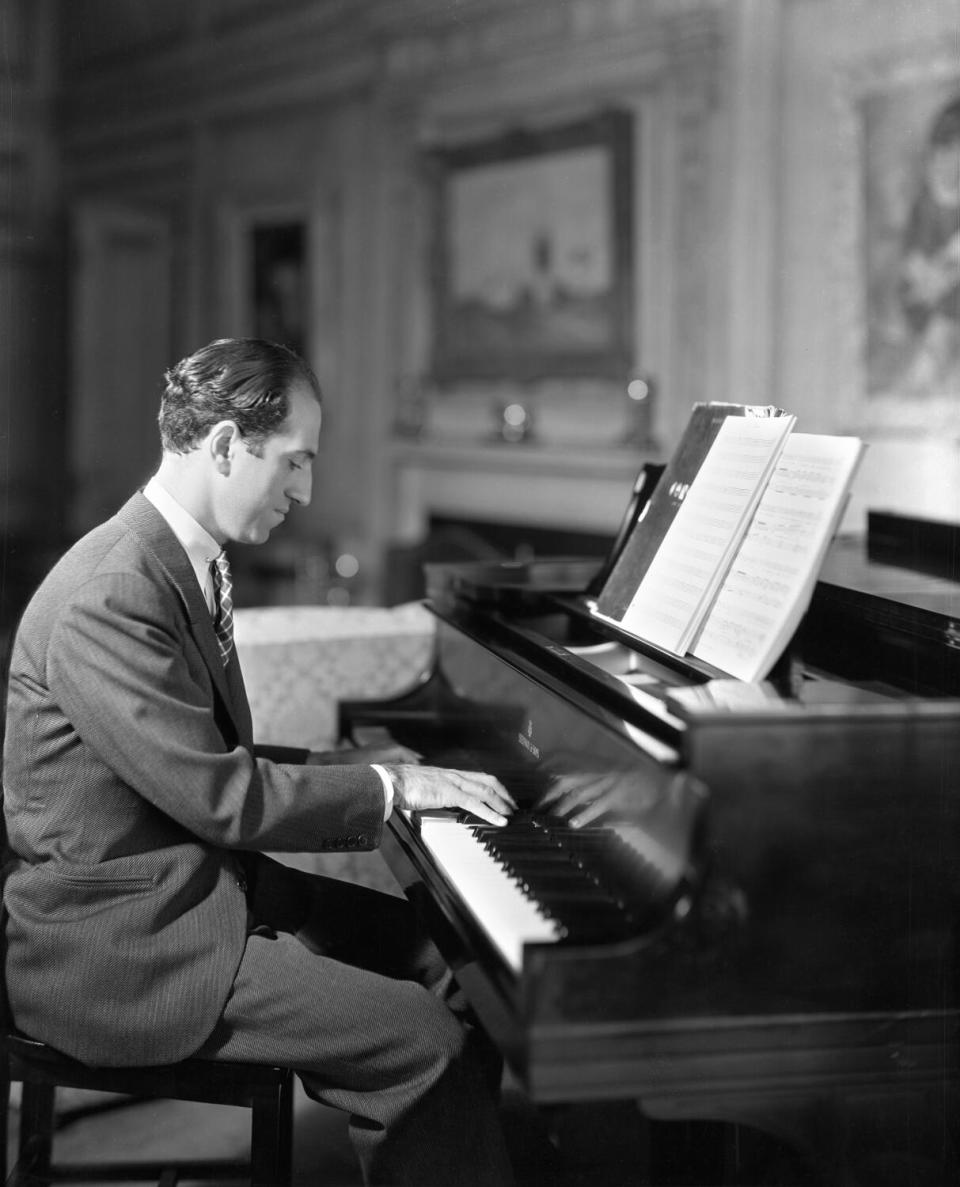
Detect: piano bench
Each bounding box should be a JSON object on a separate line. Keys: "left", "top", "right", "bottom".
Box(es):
{"left": 1, "top": 1029, "right": 295, "bottom": 1186}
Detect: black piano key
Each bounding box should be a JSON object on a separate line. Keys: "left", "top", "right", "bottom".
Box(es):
{"left": 486, "top": 852, "right": 575, "bottom": 872}
{"left": 508, "top": 869, "right": 602, "bottom": 892}
{"left": 424, "top": 810, "right": 616, "bottom": 936}
{"left": 476, "top": 832, "right": 561, "bottom": 850}
{"left": 463, "top": 804, "right": 678, "bottom": 941}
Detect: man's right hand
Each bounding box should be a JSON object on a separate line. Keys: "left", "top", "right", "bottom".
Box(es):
{"left": 382, "top": 765, "right": 516, "bottom": 827}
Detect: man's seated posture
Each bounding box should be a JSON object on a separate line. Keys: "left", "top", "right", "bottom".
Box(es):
{"left": 2, "top": 338, "right": 518, "bottom": 1186}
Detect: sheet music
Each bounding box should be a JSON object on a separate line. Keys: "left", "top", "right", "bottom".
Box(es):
{"left": 596, "top": 402, "right": 789, "bottom": 621}
{"left": 690, "top": 434, "right": 865, "bottom": 681}
{"left": 615, "top": 415, "right": 795, "bottom": 653}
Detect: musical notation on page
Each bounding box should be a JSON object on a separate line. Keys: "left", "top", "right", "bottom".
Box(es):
{"left": 689, "top": 433, "right": 865, "bottom": 680}
{"left": 596, "top": 402, "right": 789, "bottom": 622}
{"left": 614, "top": 415, "right": 796, "bottom": 654}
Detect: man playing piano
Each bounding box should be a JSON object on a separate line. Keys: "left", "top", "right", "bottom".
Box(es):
{"left": 2, "top": 338, "right": 518, "bottom": 1187}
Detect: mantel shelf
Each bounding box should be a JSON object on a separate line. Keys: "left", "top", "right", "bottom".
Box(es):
{"left": 389, "top": 436, "right": 661, "bottom": 537}
{"left": 389, "top": 437, "right": 659, "bottom": 479}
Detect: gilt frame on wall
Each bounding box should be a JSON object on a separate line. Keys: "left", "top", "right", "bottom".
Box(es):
{"left": 428, "top": 109, "right": 634, "bottom": 383}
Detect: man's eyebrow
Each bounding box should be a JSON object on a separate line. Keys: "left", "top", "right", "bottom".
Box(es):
{"left": 289, "top": 448, "right": 317, "bottom": 460}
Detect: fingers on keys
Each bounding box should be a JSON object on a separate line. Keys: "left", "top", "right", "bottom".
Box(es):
{"left": 390, "top": 765, "right": 516, "bottom": 826}
{"left": 447, "top": 769, "right": 516, "bottom": 826}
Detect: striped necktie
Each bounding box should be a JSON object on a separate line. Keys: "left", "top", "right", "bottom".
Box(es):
{"left": 211, "top": 550, "right": 234, "bottom": 667}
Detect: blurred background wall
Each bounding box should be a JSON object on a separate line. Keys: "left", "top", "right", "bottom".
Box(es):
{"left": 2, "top": 0, "right": 958, "bottom": 628}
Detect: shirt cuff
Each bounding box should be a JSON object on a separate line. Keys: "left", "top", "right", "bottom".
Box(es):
{"left": 370, "top": 764, "right": 394, "bottom": 821}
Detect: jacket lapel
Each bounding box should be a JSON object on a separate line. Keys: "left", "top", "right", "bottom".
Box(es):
{"left": 116, "top": 493, "right": 252, "bottom": 744}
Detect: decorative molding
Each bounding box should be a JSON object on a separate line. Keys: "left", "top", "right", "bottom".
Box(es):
{"left": 59, "top": 52, "right": 376, "bottom": 155}
{"left": 66, "top": 138, "right": 192, "bottom": 193}
{"left": 391, "top": 438, "right": 647, "bottom": 478}
{"left": 57, "top": 1, "right": 379, "bottom": 154}
{"left": 722, "top": 0, "right": 783, "bottom": 409}
{"left": 389, "top": 438, "right": 647, "bottom": 540}
{"left": 385, "top": 2, "right": 721, "bottom": 92}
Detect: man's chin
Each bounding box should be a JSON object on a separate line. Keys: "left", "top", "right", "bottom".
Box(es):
{"left": 235, "top": 513, "right": 286, "bottom": 545}
{"left": 239, "top": 525, "right": 273, "bottom": 545}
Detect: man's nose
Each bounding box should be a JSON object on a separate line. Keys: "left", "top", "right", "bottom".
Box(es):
{"left": 288, "top": 468, "right": 312, "bottom": 506}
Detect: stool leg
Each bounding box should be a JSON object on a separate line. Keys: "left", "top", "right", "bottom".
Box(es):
{"left": 250, "top": 1078, "right": 294, "bottom": 1187}
{"left": 15, "top": 1079, "right": 55, "bottom": 1186}
{"left": 0, "top": 1055, "right": 10, "bottom": 1180}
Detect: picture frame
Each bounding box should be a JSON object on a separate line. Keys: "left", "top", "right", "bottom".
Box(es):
{"left": 428, "top": 109, "right": 634, "bottom": 383}
{"left": 219, "top": 202, "right": 309, "bottom": 360}
{"left": 862, "top": 76, "right": 960, "bottom": 406}
{"left": 250, "top": 219, "right": 308, "bottom": 359}
{"left": 831, "top": 44, "right": 960, "bottom": 435}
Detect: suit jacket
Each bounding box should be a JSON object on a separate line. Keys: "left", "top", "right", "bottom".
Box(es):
{"left": 2, "top": 493, "right": 385, "bottom": 1066}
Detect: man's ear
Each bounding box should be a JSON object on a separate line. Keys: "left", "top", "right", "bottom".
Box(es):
{"left": 209, "top": 421, "right": 239, "bottom": 474}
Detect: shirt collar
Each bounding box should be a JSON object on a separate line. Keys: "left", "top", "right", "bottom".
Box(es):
{"left": 143, "top": 477, "right": 222, "bottom": 602}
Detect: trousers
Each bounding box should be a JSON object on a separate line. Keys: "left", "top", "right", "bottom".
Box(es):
{"left": 195, "top": 856, "right": 515, "bottom": 1186}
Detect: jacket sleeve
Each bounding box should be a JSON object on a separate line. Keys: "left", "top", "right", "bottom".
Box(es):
{"left": 46, "top": 569, "right": 385, "bottom": 852}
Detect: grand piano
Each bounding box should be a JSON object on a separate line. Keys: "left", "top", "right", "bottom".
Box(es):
{"left": 339, "top": 503, "right": 959, "bottom": 1186}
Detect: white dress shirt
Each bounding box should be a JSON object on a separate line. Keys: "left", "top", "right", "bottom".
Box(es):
{"left": 143, "top": 477, "right": 221, "bottom": 612}
{"left": 142, "top": 478, "right": 394, "bottom": 819}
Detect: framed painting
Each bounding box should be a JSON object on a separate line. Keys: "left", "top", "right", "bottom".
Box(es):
{"left": 250, "top": 220, "right": 308, "bottom": 358}
{"left": 862, "top": 77, "right": 960, "bottom": 403}
{"left": 219, "top": 203, "right": 310, "bottom": 358}
{"left": 428, "top": 110, "right": 634, "bottom": 383}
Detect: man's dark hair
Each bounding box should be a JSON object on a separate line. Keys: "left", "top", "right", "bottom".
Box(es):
{"left": 159, "top": 338, "right": 322, "bottom": 456}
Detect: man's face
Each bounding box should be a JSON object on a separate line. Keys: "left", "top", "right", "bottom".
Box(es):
{"left": 220, "top": 379, "right": 322, "bottom": 545}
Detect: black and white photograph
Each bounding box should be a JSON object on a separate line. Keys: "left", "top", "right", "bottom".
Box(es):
{"left": 1, "top": 3, "right": 958, "bottom": 1186}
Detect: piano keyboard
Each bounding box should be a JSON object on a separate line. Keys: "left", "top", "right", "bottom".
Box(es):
{"left": 415, "top": 811, "right": 665, "bottom": 973}
{"left": 418, "top": 814, "right": 562, "bottom": 972}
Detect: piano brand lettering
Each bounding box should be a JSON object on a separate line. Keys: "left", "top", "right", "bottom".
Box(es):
{"left": 518, "top": 720, "right": 540, "bottom": 759}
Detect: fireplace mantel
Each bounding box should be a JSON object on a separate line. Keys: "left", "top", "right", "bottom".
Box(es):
{"left": 389, "top": 438, "right": 655, "bottom": 542}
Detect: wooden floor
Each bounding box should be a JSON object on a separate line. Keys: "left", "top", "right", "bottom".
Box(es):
{"left": 8, "top": 1077, "right": 953, "bottom": 1185}
{"left": 4, "top": 1077, "right": 655, "bottom": 1186}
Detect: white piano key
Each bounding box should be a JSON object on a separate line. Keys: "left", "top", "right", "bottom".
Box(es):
{"left": 417, "top": 815, "right": 562, "bottom": 973}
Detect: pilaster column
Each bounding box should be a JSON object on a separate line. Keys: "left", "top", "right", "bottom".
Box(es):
{"left": 723, "top": 0, "right": 784, "bottom": 405}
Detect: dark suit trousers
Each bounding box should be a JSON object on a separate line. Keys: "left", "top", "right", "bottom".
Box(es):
{"left": 195, "top": 857, "right": 515, "bottom": 1187}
